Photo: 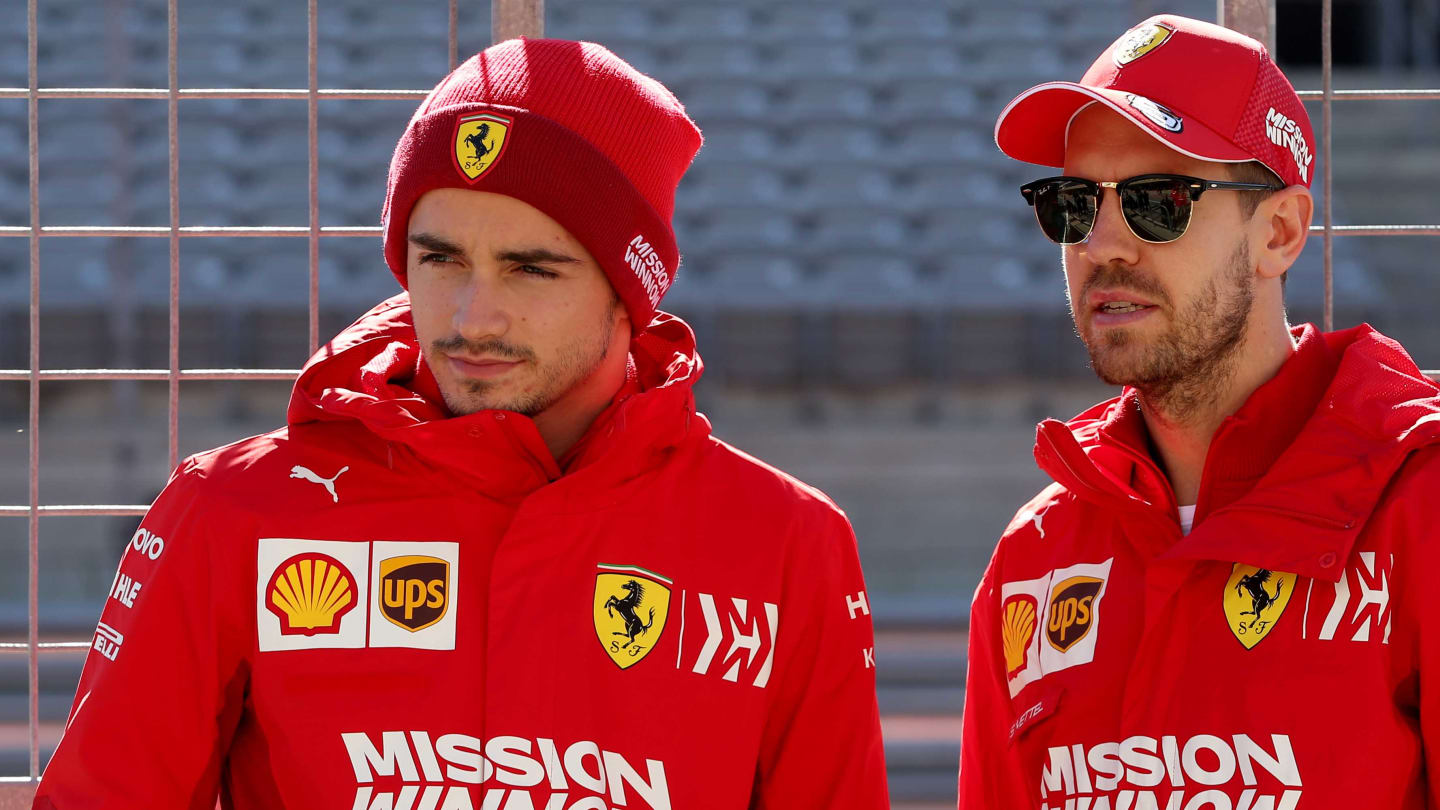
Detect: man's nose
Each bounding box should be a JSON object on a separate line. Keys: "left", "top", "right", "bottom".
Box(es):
{"left": 1077, "top": 186, "right": 1142, "bottom": 268}
{"left": 452, "top": 273, "right": 511, "bottom": 341}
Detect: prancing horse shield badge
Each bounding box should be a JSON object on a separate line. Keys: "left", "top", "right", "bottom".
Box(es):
{"left": 1224, "top": 564, "right": 1296, "bottom": 650}
{"left": 593, "top": 564, "right": 672, "bottom": 669}
{"left": 1113, "top": 22, "right": 1175, "bottom": 67}
{"left": 451, "top": 111, "right": 512, "bottom": 183}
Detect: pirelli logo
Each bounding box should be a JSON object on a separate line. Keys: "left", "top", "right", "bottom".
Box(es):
{"left": 257, "top": 539, "right": 459, "bottom": 652}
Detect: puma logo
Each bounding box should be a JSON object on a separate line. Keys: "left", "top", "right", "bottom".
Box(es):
{"left": 290, "top": 465, "right": 349, "bottom": 503}
{"left": 1027, "top": 499, "right": 1057, "bottom": 540}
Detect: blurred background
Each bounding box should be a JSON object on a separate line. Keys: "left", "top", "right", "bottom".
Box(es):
{"left": 2, "top": 0, "right": 1438, "bottom": 805}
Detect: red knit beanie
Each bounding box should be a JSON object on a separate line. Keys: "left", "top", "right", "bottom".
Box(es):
{"left": 382, "top": 38, "right": 703, "bottom": 331}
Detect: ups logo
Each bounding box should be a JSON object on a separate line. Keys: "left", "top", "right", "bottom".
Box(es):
{"left": 379, "top": 555, "right": 449, "bottom": 632}
{"left": 1047, "top": 575, "right": 1103, "bottom": 652}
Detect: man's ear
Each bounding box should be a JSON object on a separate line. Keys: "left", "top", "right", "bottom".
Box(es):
{"left": 1254, "top": 186, "right": 1313, "bottom": 281}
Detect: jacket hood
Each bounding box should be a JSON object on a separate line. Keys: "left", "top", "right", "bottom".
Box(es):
{"left": 287, "top": 293, "right": 708, "bottom": 500}
{"left": 1035, "top": 324, "right": 1440, "bottom": 580}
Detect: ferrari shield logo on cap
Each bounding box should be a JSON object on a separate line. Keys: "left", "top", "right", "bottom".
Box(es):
{"left": 451, "top": 111, "right": 512, "bottom": 183}
{"left": 379, "top": 554, "right": 449, "bottom": 632}
{"left": 1113, "top": 22, "right": 1175, "bottom": 67}
{"left": 593, "top": 564, "right": 673, "bottom": 669}
{"left": 1224, "top": 564, "right": 1296, "bottom": 649}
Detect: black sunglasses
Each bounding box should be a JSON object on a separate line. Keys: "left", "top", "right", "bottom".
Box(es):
{"left": 1019, "top": 174, "right": 1279, "bottom": 245}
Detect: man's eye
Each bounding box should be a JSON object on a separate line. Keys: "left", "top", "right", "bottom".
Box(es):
{"left": 418, "top": 252, "right": 454, "bottom": 265}
{"left": 520, "top": 265, "right": 557, "bottom": 278}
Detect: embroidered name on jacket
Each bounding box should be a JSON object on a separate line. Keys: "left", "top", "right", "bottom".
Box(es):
{"left": 1001, "top": 558, "right": 1113, "bottom": 697}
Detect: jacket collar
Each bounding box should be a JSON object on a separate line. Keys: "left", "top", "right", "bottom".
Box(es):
{"left": 1035, "top": 324, "right": 1440, "bottom": 581}
{"left": 287, "top": 294, "right": 709, "bottom": 505}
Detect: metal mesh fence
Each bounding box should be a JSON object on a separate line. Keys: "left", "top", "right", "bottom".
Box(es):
{"left": 0, "top": 0, "right": 1436, "bottom": 802}
{"left": 0, "top": 0, "right": 518, "bottom": 793}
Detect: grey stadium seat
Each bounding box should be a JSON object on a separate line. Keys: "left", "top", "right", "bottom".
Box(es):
{"left": 770, "top": 79, "right": 874, "bottom": 125}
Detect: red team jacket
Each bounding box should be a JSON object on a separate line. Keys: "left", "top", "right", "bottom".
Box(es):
{"left": 958, "top": 324, "right": 1440, "bottom": 809}
{"left": 36, "top": 295, "right": 888, "bottom": 810}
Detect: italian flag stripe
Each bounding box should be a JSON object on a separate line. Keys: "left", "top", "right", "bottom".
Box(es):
{"left": 596, "top": 563, "right": 673, "bottom": 585}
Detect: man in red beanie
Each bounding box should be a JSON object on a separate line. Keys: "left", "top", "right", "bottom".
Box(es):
{"left": 960, "top": 15, "right": 1440, "bottom": 809}
{"left": 36, "top": 39, "right": 888, "bottom": 810}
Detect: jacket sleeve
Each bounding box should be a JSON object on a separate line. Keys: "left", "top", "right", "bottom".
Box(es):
{"left": 34, "top": 459, "right": 251, "bottom": 810}
{"left": 1398, "top": 449, "right": 1440, "bottom": 810}
{"left": 957, "top": 551, "right": 1031, "bottom": 809}
{"left": 751, "top": 509, "right": 889, "bottom": 809}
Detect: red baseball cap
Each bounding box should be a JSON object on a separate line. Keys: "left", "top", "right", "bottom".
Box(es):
{"left": 994, "top": 15, "right": 1315, "bottom": 188}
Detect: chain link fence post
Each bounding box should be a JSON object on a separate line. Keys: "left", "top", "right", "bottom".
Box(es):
{"left": 493, "top": 0, "right": 545, "bottom": 43}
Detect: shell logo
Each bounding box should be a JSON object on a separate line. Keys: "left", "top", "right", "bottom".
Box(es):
{"left": 265, "top": 552, "right": 358, "bottom": 636}
{"left": 1001, "top": 594, "right": 1038, "bottom": 678}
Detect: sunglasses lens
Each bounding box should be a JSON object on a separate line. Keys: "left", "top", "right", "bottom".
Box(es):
{"left": 1030, "top": 179, "right": 1096, "bottom": 245}
{"left": 1120, "top": 177, "right": 1193, "bottom": 243}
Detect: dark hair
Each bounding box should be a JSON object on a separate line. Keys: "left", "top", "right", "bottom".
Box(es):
{"left": 1230, "top": 161, "right": 1284, "bottom": 219}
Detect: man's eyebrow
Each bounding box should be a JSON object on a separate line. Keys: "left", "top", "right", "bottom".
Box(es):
{"left": 497, "top": 248, "right": 581, "bottom": 265}
{"left": 408, "top": 232, "right": 465, "bottom": 255}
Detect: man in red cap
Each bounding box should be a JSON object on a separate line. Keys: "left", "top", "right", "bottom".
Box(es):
{"left": 36, "top": 40, "right": 888, "bottom": 809}
{"left": 960, "top": 15, "right": 1440, "bottom": 809}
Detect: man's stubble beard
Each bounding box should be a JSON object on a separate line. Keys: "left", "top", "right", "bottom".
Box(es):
{"left": 1077, "top": 239, "right": 1255, "bottom": 423}
{"left": 434, "top": 299, "right": 620, "bottom": 418}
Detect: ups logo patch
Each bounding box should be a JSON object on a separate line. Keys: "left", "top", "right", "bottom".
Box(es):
{"left": 1046, "top": 575, "right": 1103, "bottom": 652}
{"left": 379, "top": 555, "right": 449, "bottom": 632}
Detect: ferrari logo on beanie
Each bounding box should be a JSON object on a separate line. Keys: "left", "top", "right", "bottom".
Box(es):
{"left": 451, "top": 111, "right": 512, "bottom": 182}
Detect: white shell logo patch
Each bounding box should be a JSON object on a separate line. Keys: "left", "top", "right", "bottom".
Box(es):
{"left": 1125, "top": 94, "right": 1183, "bottom": 133}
